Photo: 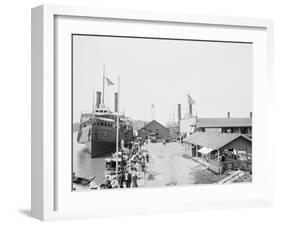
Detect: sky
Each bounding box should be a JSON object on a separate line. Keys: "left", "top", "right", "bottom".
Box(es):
{"left": 73, "top": 35, "right": 253, "bottom": 125}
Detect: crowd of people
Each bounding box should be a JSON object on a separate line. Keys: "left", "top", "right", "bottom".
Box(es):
{"left": 92, "top": 142, "right": 150, "bottom": 190}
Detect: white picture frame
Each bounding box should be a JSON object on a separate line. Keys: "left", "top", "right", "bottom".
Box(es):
{"left": 31, "top": 4, "right": 274, "bottom": 221}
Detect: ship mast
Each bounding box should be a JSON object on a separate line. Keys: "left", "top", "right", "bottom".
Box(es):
{"left": 102, "top": 64, "right": 105, "bottom": 105}
{"left": 115, "top": 76, "right": 120, "bottom": 178}
{"left": 92, "top": 89, "right": 96, "bottom": 113}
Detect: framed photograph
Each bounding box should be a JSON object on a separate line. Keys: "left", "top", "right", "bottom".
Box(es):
{"left": 31, "top": 4, "right": 274, "bottom": 221}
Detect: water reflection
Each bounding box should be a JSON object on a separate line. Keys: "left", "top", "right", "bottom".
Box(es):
{"left": 72, "top": 133, "right": 106, "bottom": 184}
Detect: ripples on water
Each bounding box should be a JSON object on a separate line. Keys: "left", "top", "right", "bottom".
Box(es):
{"left": 72, "top": 133, "right": 107, "bottom": 185}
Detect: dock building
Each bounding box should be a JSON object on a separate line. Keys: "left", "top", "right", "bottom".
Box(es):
{"left": 183, "top": 132, "right": 252, "bottom": 174}
{"left": 137, "top": 120, "right": 169, "bottom": 140}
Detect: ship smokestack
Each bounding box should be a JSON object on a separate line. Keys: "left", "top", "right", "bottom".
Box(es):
{"left": 114, "top": 92, "right": 118, "bottom": 112}
{"left": 96, "top": 91, "right": 101, "bottom": 108}
{"left": 250, "top": 112, "right": 252, "bottom": 118}
{"left": 92, "top": 90, "right": 95, "bottom": 113}
{"left": 186, "top": 94, "right": 195, "bottom": 117}
{"left": 177, "top": 104, "right": 181, "bottom": 122}
{"left": 189, "top": 103, "right": 192, "bottom": 116}
{"left": 227, "top": 111, "right": 230, "bottom": 118}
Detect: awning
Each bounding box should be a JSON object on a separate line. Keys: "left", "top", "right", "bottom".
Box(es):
{"left": 189, "top": 126, "right": 195, "bottom": 134}
{"left": 198, "top": 147, "right": 214, "bottom": 155}
{"left": 177, "top": 132, "right": 186, "bottom": 138}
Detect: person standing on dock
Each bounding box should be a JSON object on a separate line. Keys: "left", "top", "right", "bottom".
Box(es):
{"left": 89, "top": 177, "right": 99, "bottom": 189}
{"left": 132, "top": 169, "right": 138, "bottom": 188}
{"left": 145, "top": 152, "right": 149, "bottom": 163}
{"left": 111, "top": 176, "right": 119, "bottom": 189}
{"left": 125, "top": 169, "right": 132, "bottom": 188}
{"left": 104, "top": 176, "right": 112, "bottom": 189}
{"left": 118, "top": 169, "right": 125, "bottom": 188}
{"left": 141, "top": 156, "right": 146, "bottom": 172}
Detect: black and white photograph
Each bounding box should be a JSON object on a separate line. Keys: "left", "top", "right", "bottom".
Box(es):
{"left": 72, "top": 34, "right": 253, "bottom": 191}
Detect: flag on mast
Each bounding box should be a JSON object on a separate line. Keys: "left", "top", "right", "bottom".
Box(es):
{"left": 151, "top": 104, "right": 155, "bottom": 121}
{"left": 187, "top": 94, "right": 195, "bottom": 104}
{"left": 106, "top": 77, "right": 114, "bottom": 86}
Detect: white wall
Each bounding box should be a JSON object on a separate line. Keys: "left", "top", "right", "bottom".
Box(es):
{"left": 0, "top": 0, "right": 280, "bottom": 225}
{"left": 180, "top": 116, "right": 197, "bottom": 135}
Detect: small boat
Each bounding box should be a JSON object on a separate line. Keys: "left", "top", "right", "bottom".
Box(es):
{"left": 73, "top": 177, "right": 91, "bottom": 186}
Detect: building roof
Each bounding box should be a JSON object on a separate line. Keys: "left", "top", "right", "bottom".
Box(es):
{"left": 137, "top": 120, "right": 169, "bottom": 132}
{"left": 178, "top": 132, "right": 187, "bottom": 138}
{"left": 193, "top": 118, "right": 252, "bottom": 128}
{"left": 183, "top": 132, "right": 251, "bottom": 150}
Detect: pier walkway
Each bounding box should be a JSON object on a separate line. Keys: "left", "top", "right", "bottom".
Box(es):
{"left": 141, "top": 142, "right": 202, "bottom": 187}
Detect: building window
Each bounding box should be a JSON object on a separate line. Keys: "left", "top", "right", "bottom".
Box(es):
{"left": 241, "top": 127, "right": 247, "bottom": 134}
{"left": 226, "top": 128, "right": 233, "bottom": 133}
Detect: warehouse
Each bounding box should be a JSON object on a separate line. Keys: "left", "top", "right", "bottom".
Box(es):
{"left": 137, "top": 120, "right": 169, "bottom": 140}
{"left": 192, "top": 116, "right": 252, "bottom": 137}
{"left": 180, "top": 114, "right": 252, "bottom": 138}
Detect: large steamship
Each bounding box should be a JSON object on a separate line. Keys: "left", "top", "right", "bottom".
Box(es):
{"left": 76, "top": 70, "right": 134, "bottom": 158}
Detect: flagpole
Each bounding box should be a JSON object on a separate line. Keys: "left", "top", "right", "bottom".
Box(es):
{"left": 102, "top": 64, "right": 105, "bottom": 105}
{"left": 151, "top": 104, "right": 155, "bottom": 121}
{"left": 92, "top": 89, "right": 95, "bottom": 113}
{"left": 151, "top": 104, "right": 152, "bottom": 121}
{"left": 115, "top": 76, "right": 120, "bottom": 178}
{"left": 151, "top": 104, "right": 153, "bottom": 121}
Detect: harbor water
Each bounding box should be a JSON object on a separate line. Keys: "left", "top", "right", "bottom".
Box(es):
{"left": 72, "top": 132, "right": 107, "bottom": 185}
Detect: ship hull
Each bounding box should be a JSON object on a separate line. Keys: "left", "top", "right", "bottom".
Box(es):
{"left": 91, "top": 125, "right": 133, "bottom": 158}
{"left": 77, "top": 123, "right": 133, "bottom": 158}
{"left": 83, "top": 140, "right": 126, "bottom": 158}
{"left": 90, "top": 141, "right": 116, "bottom": 158}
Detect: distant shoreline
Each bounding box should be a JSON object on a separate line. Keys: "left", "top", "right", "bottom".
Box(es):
{"left": 73, "top": 122, "right": 80, "bottom": 132}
